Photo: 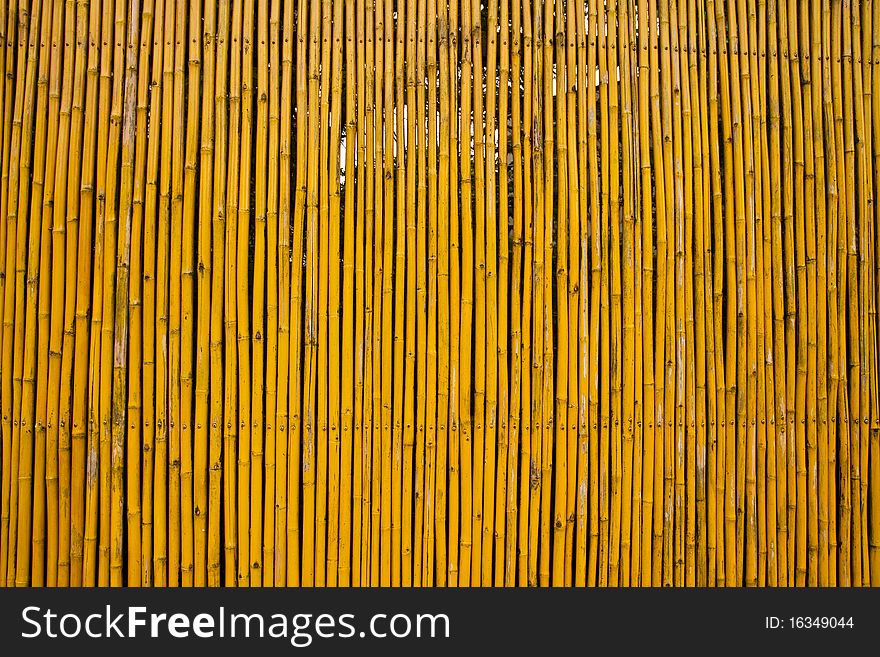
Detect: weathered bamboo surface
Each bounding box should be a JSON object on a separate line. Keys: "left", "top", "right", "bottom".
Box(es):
{"left": 0, "top": 0, "right": 878, "bottom": 587}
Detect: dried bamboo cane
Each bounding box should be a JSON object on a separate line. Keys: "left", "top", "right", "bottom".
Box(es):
{"left": 199, "top": 0, "right": 218, "bottom": 588}
{"left": 0, "top": 0, "right": 17, "bottom": 586}
{"left": 18, "top": 0, "right": 57, "bottom": 588}
{"left": 274, "top": 0, "right": 293, "bottom": 587}
{"left": 340, "top": 0, "right": 357, "bottom": 588}
{"left": 70, "top": 0, "right": 100, "bottom": 588}
{"left": 262, "top": 0, "right": 281, "bottom": 588}
{"left": 238, "top": 0, "right": 254, "bottom": 588}
{"left": 251, "top": 0, "right": 269, "bottom": 588}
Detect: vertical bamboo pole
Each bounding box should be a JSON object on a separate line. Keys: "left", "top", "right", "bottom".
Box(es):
{"left": 637, "top": 0, "right": 656, "bottom": 587}
{"left": 390, "top": 0, "right": 405, "bottom": 589}
{"left": 436, "top": 0, "right": 453, "bottom": 589}
{"left": 218, "top": 0, "right": 237, "bottom": 587}
{"left": 180, "top": 0, "right": 203, "bottom": 588}
{"left": 340, "top": 0, "right": 357, "bottom": 588}
{"left": 287, "top": 0, "right": 307, "bottom": 587}
{"left": 274, "top": 0, "right": 293, "bottom": 587}
{"left": 483, "top": 0, "right": 500, "bottom": 589}
{"left": 810, "top": 0, "right": 830, "bottom": 588}
{"left": 238, "top": 0, "right": 254, "bottom": 588}
{"left": 97, "top": 0, "right": 126, "bottom": 587}
{"left": 551, "top": 0, "right": 570, "bottom": 588}
{"left": 199, "top": 0, "right": 218, "bottom": 588}
{"left": 18, "top": 0, "right": 56, "bottom": 588}
{"left": 538, "top": 0, "right": 554, "bottom": 589}
{"left": 113, "top": 0, "right": 143, "bottom": 587}
{"left": 251, "top": 0, "right": 269, "bottom": 588}
{"left": 326, "top": 0, "right": 344, "bottom": 586}
{"left": 263, "top": 0, "right": 281, "bottom": 588}
{"left": 82, "top": 0, "right": 115, "bottom": 587}
{"left": 0, "top": 0, "right": 17, "bottom": 586}
{"left": 458, "top": 0, "right": 475, "bottom": 587}
{"left": 223, "top": 0, "right": 242, "bottom": 587}
{"left": 508, "top": 0, "right": 526, "bottom": 587}
{"left": 315, "top": 0, "right": 331, "bottom": 589}
{"left": 412, "top": 0, "right": 426, "bottom": 586}
{"left": 586, "top": 0, "right": 600, "bottom": 587}
{"left": 70, "top": 0, "right": 100, "bottom": 588}
{"left": 425, "top": 0, "right": 442, "bottom": 586}
{"left": 494, "top": 0, "right": 512, "bottom": 588}
{"left": 171, "top": 0, "right": 195, "bottom": 588}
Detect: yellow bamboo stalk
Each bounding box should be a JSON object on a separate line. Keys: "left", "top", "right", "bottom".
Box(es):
{"left": 538, "top": 0, "right": 554, "bottom": 589}
{"left": 617, "top": 0, "right": 636, "bottom": 587}
{"left": 604, "top": 0, "right": 622, "bottom": 589}
{"left": 842, "top": 0, "right": 863, "bottom": 587}
{"left": 686, "top": 0, "right": 709, "bottom": 587}
{"left": 352, "top": 0, "right": 367, "bottom": 586}
{"left": 458, "top": 0, "right": 475, "bottom": 587}
{"left": 809, "top": 0, "right": 830, "bottom": 588}
{"left": 326, "top": 0, "right": 344, "bottom": 587}
{"left": 482, "top": 0, "right": 499, "bottom": 590}
{"left": 237, "top": 0, "right": 254, "bottom": 589}
{"left": 198, "top": 0, "right": 217, "bottom": 587}
{"left": 179, "top": 0, "right": 202, "bottom": 588}
{"left": 115, "top": 0, "right": 146, "bottom": 588}
{"left": 434, "top": 2, "right": 450, "bottom": 586}
{"left": 302, "top": 0, "right": 320, "bottom": 587}
{"left": 622, "top": 0, "right": 643, "bottom": 588}
{"left": 340, "top": 0, "right": 357, "bottom": 589}
{"left": 551, "top": 0, "right": 570, "bottom": 588}
{"left": 315, "top": 0, "right": 331, "bottom": 588}
{"left": 360, "top": 0, "right": 375, "bottom": 585}
{"left": 494, "top": 0, "right": 513, "bottom": 588}
{"left": 251, "top": 0, "right": 269, "bottom": 588}
{"left": 368, "top": 0, "right": 383, "bottom": 588}
{"left": 0, "top": 0, "right": 18, "bottom": 587}
{"left": 165, "top": 0, "right": 186, "bottom": 587}
{"left": 69, "top": 0, "right": 100, "bottom": 588}
{"left": 82, "top": 0, "right": 116, "bottom": 587}
{"left": 287, "top": 0, "right": 308, "bottom": 587}
{"left": 378, "top": 0, "right": 395, "bottom": 589}
{"left": 470, "top": 0, "right": 488, "bottom": 588}
{"left": 18, "top": 0, "right": 56, "bottom": 588}
{"left": 275, "top": 0, "right": 293, "bottom": 588}
{"left": 507, "top": 0, "right": 525, "bottom": 587}
{"left": 755, "top": 0, "right": 777, "bottom": 588}
{"left": 151, "top": 0, "right": 175, "bottom": 587}
{"left": 564, "top": 0, "right": 582, "bottom": 591}
{"left": 737, "top": 0, "right": 760, "bottom": 590}
{"left": 94, "top": 0, "right": 126, "bottom": 587}
{"left": 416, "top": 0, "right": 431, "bottom": 588}
{"left": 586, "top": 0, "right": 601, "bottom": 587}
{"left": 636, "top": 0, "right": 656, "bottom": 587}
{"left": 140, "top": 0, "right": 166, "bottom": 588}
{"left": 262, "top": 0, "right": 281, "bottom": 589}
{"left": 436, "top": 0, "right": 450, "bottom": 586}
{"left": 797, "top": 0, "right": 820, "bottom": 587}
{"left": 425, "top": 0, "right": 442, "bottom": 586}
{"left": 829, "top": 0, "right": 847, "bottom": 586}
{"left": 218, "top": 0, "right": 237, "bottom": 587}
{"left": 390, "top": 0, "right": 405, "bottom": 589}
{"left": 705, "top": 0, "right": 729, "bottom": 588}
{"left": 46, "top": 0, "right": 81, "bottom": 589}
{"left": 665, "top": 0, "right": 685, "bottom": 588}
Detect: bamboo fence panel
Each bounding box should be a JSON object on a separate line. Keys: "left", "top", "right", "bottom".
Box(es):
{"left": 0, "top": 0, "right": 879, "bottom": 587}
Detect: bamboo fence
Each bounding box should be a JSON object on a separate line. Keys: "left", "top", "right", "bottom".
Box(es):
{"left": 0, "top": 0, "right": 878, "bottom": 587}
